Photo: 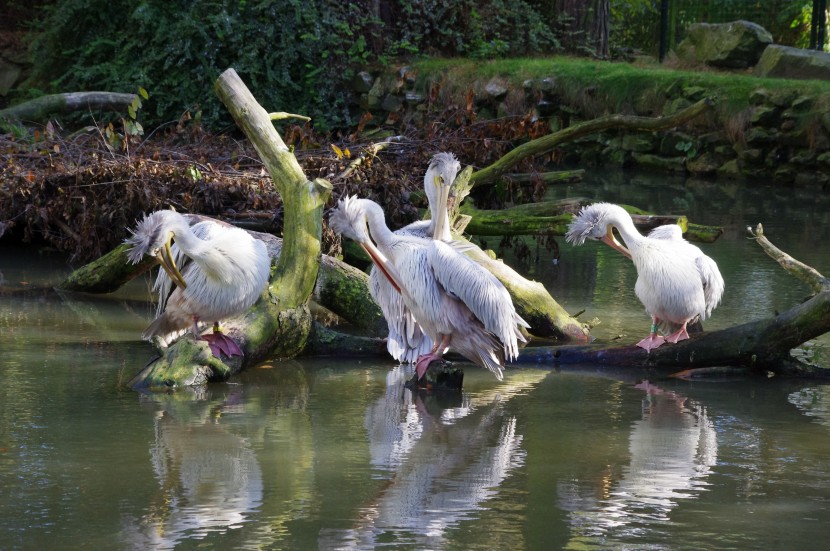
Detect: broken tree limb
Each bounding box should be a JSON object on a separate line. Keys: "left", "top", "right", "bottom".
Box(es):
{"left": 749, "top": 223, "right": 830, "bottom": 294}
{"left": 470, "top": 98, "right": 714, "bottom": 188}
{"left": 0, "top": 91, "right": 138, "bottom": 123}
{"left": 463, "top": 245, "right": 590, "bottom": 342}
{"left": 129, "top": 68, "right": 332, "bottom": 389}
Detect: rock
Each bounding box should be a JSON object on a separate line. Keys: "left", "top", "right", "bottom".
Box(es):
{"left": 754, "top": 45, "right": 830, "bottom": 80}
{"left": 404, "top": 91, "right": 424, "bottom": 105}
{"left": 621, "top": 133, "right": 655, "bottom": 152}
{"left": 484, "top": 78, "right": 509, "bottom": 101}
{"left": 631, "top": 153, "right": 687, "bottom": 173}
{"left": 536, "top": 99, "right": 556, "bottom": 117}
{"left": 718, "top": 159, "right": 742, "bottom": 178}
{"left": 351, "top": 71, "right": 374, "bottom": 93}
{"left": 750, "top": 105, "right": 780, "bottom": 126}
{"left": 380, "top": 94, "right": 402, "bottom": 113}
{"left": 687, "top": 152, "right": 721, "bottom": 175}
{"left": 675, "top": 20, "right": 772, "bottom": 68}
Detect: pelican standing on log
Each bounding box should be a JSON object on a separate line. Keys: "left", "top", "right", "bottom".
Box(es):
{"left": 329, "top": 191, "right": 529, "bottom": 381}
{"left": 125, "top": 210, "right": 271, "bottom": 358}
{"left": 566, "top": 202, "right": 724, "bottom": 352}
{"left": 369, "top": 152, "right": 461, "bottom": 364}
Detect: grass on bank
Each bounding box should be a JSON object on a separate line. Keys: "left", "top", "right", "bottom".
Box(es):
{"left": 411, "top": 56, "right": 830, "bottom": 118}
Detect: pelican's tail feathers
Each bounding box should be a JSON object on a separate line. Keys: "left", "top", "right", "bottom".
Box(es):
{"left": 142, "top": 315, "right": 187, "bottom": 342}
{"left": 476, "top": 349, "right": 505, "bottom": 381}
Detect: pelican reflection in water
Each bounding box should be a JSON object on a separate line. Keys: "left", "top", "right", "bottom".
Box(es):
{"left": 319, "top": 368, "right": 548, "bottom": 549}
{"left": 329, "top": 158, "right": 528, "bottom": 380}
{"left": 125, "top": 210, "right": 271, "bottom": 358}
{"left": 566, "top": 202, "right": 724, "bottom": 351}
{"left": 560, "top": 383, "right": 718, "bottom": 547}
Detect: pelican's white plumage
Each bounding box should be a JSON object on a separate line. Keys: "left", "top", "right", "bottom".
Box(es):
{"left": 330, "top": 195, "right": 528, "bottom": 380}
{"left": 369, "top": 152, "right": 462, "bottom": 364}
{"left": 566, "top": 203, "right": 724, "bottom": 351}
{"left": 125, "top": 210, "right": 271, "bottom": 357}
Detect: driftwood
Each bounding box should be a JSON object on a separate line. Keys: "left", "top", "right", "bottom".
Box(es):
{"left": 516, "top": 226, "right": 830, "bottom": 378}
{"left": 0, "top": 91, "right": 138, "bottom": 123}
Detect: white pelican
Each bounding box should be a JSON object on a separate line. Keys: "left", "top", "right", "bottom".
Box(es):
{"left": 125, "top": 210, "right": 271, "bottom": 358}
{"left": 369, "top": 152, "right": 461, "bottom": 364}
{"left": 329, "top": 193, "right": 528, "bottom": 381}
{"left": 565, "top": 203, "right": 724, "bottom": 352}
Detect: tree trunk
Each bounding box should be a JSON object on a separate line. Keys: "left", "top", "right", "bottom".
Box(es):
{"left": 129, "top": 69, "right": 332, "bottom": 389}
{"left": 516, "top": 290, "right": 830, "bottom": 379}
{"left": 0, "top": 92, "right": 138, "bottom": 122}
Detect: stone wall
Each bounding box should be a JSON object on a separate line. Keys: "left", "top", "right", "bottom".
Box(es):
{"left": 348, "top": 65, "right": 830, "bottom": 188}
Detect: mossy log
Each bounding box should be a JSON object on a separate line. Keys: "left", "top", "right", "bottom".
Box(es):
{"left": 515, "top": 226, "right": 830, "bottom": 379}
{"left": 57, "top": 222, "right": 386, "bottom": 337}
{"left": 515, "top": 290, "right": 830, "bottom": 378}
{"left": 130, "top": 68, "right": 332, "bottom": 389}
{"left": 463, "top": 245, "right": 589, "bottom": 341}
{"left": 460, "top": 200, "right": 723, "bottom": 243}
{"left": 0, "top": 91, "right": 138, "bottom": 123}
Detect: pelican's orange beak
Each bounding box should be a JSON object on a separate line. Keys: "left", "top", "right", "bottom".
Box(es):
{"left": 359, "top": 241, "right": 404, "bottom": 294}
{"left": 432, "top": 174, "right": 452, "bottom": 242}
{"left": 601, "top": 226, "right": 631, "bottom": 259}
{"left": 155, "top": 235, "right": 188, "bottom": 289}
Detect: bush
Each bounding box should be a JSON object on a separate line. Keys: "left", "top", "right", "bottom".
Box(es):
{"left": 23, "top": 0, "right": 560, "bottom": 131}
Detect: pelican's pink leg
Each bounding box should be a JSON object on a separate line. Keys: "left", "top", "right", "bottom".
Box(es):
{"left": 637, "top": 318, "right": 666, "bottom": 352}
{"left": 191, "top": 315, "right": 202, "bottom": 337}
{"left": 665, "top": 322, "right": 690, "bottom": 344}
{"left": 415, "top": 334, "right": 452, "bottom": 379}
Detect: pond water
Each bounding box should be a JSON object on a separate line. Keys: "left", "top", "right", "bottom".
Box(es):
{"left": 2, "top": 168, "right": 830, "bottom": 550}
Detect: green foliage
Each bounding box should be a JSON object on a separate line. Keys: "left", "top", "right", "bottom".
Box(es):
{"left": 22, "top": 0, "right": 560, "bottom": 130}
{"left": 19, "top": 0, "right": 822, "bottom": 131}
{"left": 26, "top": 0, "right": 380, "bottom": 131}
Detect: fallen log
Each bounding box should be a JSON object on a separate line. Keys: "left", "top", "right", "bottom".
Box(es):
{"left": 515, "top": 226, "right": 830, "bottom": 378}
{"left": 0, "top": 91, "right": 138, "bottom": 123}
{"left": 470, "top": 98, "right": 714, "bottom": 187}
{"left": 515, "top": 290, "right": 830, "bottom": 378}
{"left": 460, "top": 200, "right": 723, "bottom": 243}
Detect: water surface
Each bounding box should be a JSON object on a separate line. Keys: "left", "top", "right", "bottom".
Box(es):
{"left": 2, "top": 169, "right": 830, "bottom": 549}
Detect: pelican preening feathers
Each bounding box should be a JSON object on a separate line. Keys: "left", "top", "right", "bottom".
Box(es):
{"left": 330, "top": 155, "right": 529, "bottom": 380}
{"left": 566, "top": 202, "right": 724, "bottom": 352}
{"left": 126, "top": 210, "right": 271, "bottom": 358}
{"left": 369, "top": 152, "right": 462, "bottom": 364}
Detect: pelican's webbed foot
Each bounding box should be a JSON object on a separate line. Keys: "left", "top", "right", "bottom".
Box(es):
{"left": 665, "top": 325, "right": 690, "bottom": 344}
{"left": 637, "top": 334, "right": 666, "bottom": 352}
{"left": 201, "top": 325, "right": 244, "bottom": 359}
